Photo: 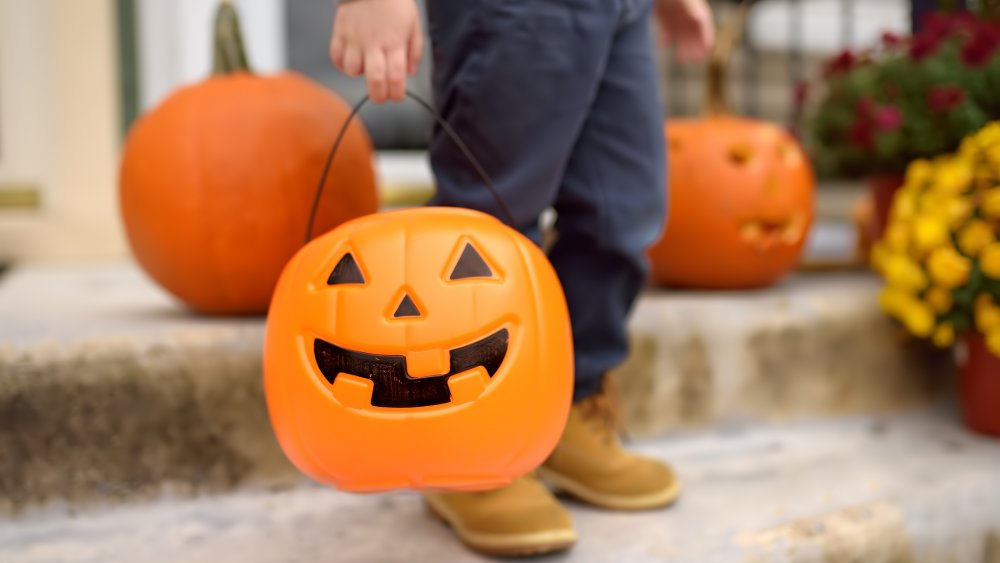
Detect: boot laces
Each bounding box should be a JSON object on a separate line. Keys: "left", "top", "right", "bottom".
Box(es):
{"left": 578, "top": 379, "right": 625, "bottom": 444}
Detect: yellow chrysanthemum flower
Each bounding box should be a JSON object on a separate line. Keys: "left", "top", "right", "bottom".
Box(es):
{"left": 982, "top": 242, "right": 1000, "bottom": 279}
{"left": 924, "top": 286, "right": 954, "bottom": 314}
{"left": 884, "top": 222, "right": 910, "bottom": 252}
{"left": 878, "top": 122, "right": 1000, "bottom": 349}
{"left": 983, "top": 189, "right": 1000, "bottom": 221}
{"left": 913, "top": 215, "right": 951, "bottom": 253}
{"left": 975, "top": 295, "right": 1000, "bottom": 333}
{"left": 932, "top": 158, "right": 973, "bottom": 195}
{"left": 959, "top": 136, "right": 980, "bottom": 158}
{"left": 870, "top": 242, "right": 889, "bottom": 274}
{"left": 901, "top": 300, "right": 936, "bottom": 338}
{"left": 927, "top": 246, "right": 972, "bottom": 289}
{"left": 987, "top": 330, "right": 1000, "bottom": 357}
{"left": 932, "top": 323, "right": 955, "bottom": 347}
{"left": 917, "top": 191, "right": 947, "bottom": 215}
{"left": 944, "top": 197, "right": 975, "bottom": 229}
{"left": 885, "top": 254, "right": 929, "bottom": 292}
{"left": 978, "top": 123, "right": 1000, "bottom": 150}
{"left": 986, "top": 145, "right": 1000, "bottom": 168}
{"left": 958, "top": 221, "right": 996, "bottom": 257}
{"left": 891, "top": 189, "right": 918, "bottom": 222}
{"left": 903, "top": 159, "right": 933, "bottom": 190}
{"left": 879, "top": 286, "right": 912, "bottom": 318}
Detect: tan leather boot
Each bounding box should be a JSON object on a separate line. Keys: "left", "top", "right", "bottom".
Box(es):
{"left": 424, "top": 475, "right": 576, "bottom": 556}
{"left": 538, "top": 383, "right": 681, "bottom": 510}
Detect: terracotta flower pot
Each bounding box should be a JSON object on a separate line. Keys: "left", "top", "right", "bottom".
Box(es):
{"left": 956, "top": 334, "right": 1000, "bottom": 437}
{"left": 868, "top": 173, "right": 906, "bottom": 239}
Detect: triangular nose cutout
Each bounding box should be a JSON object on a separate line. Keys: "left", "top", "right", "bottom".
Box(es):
{"left": 393, "top": 294, "right": 421, "bottom": 318}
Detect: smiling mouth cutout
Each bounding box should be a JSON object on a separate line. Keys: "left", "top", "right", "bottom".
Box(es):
{"left": 314, "top": 329, "right": 509, "bottom": 408}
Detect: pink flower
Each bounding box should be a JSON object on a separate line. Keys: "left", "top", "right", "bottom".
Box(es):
{"left": 927, "top": 85, "right": 966, "bottom": 112}
{"left": 872, "top": 106, "right": 903, "bottom": 131}
{"left": 849, "top": 98, "right": 901, "bottom": 150}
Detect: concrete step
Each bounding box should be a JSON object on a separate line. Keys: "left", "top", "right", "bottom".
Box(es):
{"left": 0, "top": 262, "right": 949, "bottom": 512}
{"left": 3, "top": 408, "right": 999, "bottom": 563}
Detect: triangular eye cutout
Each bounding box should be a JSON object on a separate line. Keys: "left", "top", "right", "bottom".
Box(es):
{"left": 393, "top": 294, "right": 421, "bottom": 318}
{"left": 450, "top": 243, "right": 493, "bottom": 280}
{"left": 327, "top": 253, "right": 365, "bottom": 285}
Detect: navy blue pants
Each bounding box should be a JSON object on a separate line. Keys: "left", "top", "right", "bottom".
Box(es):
{"left": 426, "top": 0, "right": 667, "bottom": 401}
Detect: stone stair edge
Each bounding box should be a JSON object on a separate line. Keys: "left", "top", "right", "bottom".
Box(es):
{"left": 3, "top": 408, "right": 999, "bottom": 563}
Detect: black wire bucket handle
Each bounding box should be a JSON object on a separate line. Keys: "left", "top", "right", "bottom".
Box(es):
{"left": 305, "top": 90, "right": 517, "bottom": 244}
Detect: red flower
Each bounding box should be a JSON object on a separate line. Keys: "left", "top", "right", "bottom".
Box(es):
{"left": 961, "top": 23, "right": 1000, "bottom": 66}
{"left": 823, "top": 50, "right": 857, "bottom": 77}
{"left": 927, "top": 85, "right": 966, "bottom": 112}
{"left": 848, "top": 118, "right": 875, "bottom": 150}
{"left": 849, "top": 98, "right": 901, "bottom": 150}
{"left": 909, "top": 33, "right": 943, "bottom": 60}
{"left": 856, "top": 96, "right": 877, "bottom": 117}
{"left": 793, "top": 81, "right": 809, "bottom": 106}
{"left": 872, "top": 106, "right": 903, "bottom": 131}
{"left": 922, "top": 11, "right": 978, "bottom": 38}
{"left": 881, "top": 32, "right": 904, "bottom": 49}
{"left": 909, "top": 11, "right": 983, "bottom": 61}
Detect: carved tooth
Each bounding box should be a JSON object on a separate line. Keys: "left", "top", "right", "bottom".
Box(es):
{"left": 741, "top": 221, "right": 764, "bottom": 242}
{"left": 332, "top": 374, "right": 375, "bottom": 409}
{"left": 782, "top": 214, "right": 805, "bottom": 244}
{"left": 406, "top": 348, "right": 450, "bottom": 378}
{"left": 448, "top": 368, "right": 490, "bottom": 404}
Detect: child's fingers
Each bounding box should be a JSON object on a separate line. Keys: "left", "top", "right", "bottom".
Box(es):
{"left": 330, "top": 36, "right": 345, "bottom": 69}
{"left": 386, "top": 47, "right": 407, "bottom": 102}
{"left": 408, "top": 22, "right": 424, "bottom": 75}
{"left": 342, "top": 45, "right": 364, "bottom": 77}
{"left": 365, "top": 49, "right": 388, "bottom": 103}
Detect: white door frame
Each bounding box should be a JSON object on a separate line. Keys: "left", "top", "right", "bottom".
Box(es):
{"left": 135, "top": 0, "right": 287, "bottom": 112}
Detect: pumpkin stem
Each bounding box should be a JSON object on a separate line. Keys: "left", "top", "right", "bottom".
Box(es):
{"left": 213, "top": 1, "right": 252, "bottom": 75}
{"left": 706, "top": 0, "right": 753, "bottom": 116}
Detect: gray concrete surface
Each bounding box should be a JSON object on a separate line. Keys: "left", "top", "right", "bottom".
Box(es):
{"left": 614, "top": 273, "right": 950, "bottom": 437}
{"left": 2, "top": 408, "right": 998, "bottom": 563}
{"left": 0, "top": 263, "right": 294, "bottom": 513}
{"left": 0, "top": 262, "right": 949, "bottom": 512}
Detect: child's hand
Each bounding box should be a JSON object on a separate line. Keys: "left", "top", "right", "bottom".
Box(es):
{"left": 655, "top": 0, "right": 715, "bottom": 62}
{"left": 330, "top": 0, "right": 423, "bottom": 104}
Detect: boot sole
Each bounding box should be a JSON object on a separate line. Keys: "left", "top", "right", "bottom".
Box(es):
{"left": 424, "top": 496, "right": 577, "bottom": 557}
{"left": 536, "top": 466, "right": 682, "bottom": 511}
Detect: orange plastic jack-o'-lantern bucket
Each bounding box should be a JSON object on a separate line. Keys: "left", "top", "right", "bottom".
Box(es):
{"left": 264, "top": 94, "right": 573, "bottom": 492}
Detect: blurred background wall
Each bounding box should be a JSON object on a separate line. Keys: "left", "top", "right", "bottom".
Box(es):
{"left": 0, "top": 0, "right": 122, "bottom": 261}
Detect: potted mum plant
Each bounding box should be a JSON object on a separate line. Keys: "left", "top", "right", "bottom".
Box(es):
{"left": 872, "top": 121, "right": 1000, "bottom": 437}
{"left": 806, "top": 10, "right": 1000, "bottom": 236}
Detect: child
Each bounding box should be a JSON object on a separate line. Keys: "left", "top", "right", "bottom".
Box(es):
{"left": 331, "top": 0, "right": 714, "bottom": 556}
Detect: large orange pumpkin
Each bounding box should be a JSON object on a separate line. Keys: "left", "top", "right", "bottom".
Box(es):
{"left": 264, "top": 207, "right": 573, "bottom": 492}
{"left": 648, "top": 3, "right": 815, "bottom": 289}
{"left": 119, "top": 4, "right": 377, "bottom": 314}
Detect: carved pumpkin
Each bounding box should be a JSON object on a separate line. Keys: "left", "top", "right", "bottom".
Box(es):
{"left": 648, "top": 3, "right": 815, "bottom": 289}
{"left": 264, "top": 207, "right": 573, "bottom": 492}
{"left": 119, "top": 4, "right": 377, "bottom": 314}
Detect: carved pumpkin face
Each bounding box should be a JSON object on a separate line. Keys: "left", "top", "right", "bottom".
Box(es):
{"left": 648, "top": 116, "right": 816, "bottom": 289}
{"left": 264, "top": 207, "right": 573, "bottom": 492}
